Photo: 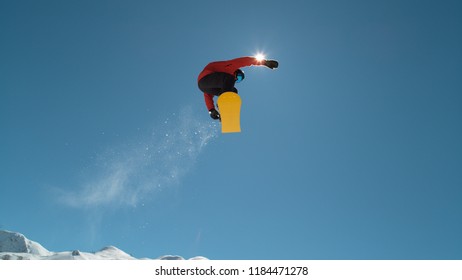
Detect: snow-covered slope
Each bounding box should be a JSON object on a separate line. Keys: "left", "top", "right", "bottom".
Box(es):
{"left": 0, "top": 230, "right": 206, "bottom": 260}
{"left": 0, "top": 230, "right": 51, "bottom": 257}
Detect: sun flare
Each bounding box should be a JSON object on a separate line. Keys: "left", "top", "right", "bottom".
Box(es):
{"left": 255, "top": 53, "right": 266, "bottom": 62}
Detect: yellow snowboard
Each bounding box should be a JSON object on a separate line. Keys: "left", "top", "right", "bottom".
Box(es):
{"left": 217, "top": 92, "right": 242, "bottom": 133}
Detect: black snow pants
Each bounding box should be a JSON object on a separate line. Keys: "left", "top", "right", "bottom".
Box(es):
{"left": 198, "top": 72, "right": 238, "bottom": 96}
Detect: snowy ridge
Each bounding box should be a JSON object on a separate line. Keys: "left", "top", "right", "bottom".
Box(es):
{"left": 0, "top": 230, "right": 207, "bottom": 260}
{"left": 0, "top": 230, "right": 51, "bottom": 257}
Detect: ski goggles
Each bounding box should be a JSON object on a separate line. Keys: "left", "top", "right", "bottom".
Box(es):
{"left": 236, "top": 73, "right": 244, "bottom": 83}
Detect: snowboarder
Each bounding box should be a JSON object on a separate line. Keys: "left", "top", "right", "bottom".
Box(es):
{"left": 198, "top": 56, "right": 278, "bottom": 120}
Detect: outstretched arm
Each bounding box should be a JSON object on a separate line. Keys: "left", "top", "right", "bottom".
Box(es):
{"left": 226, "top": 56, "right": 279, "bottom": 70}
{"left": 207, "top": 57, "right": 265, "bottom": 73}
{"left": 225, "top": 56, "right": 265, "bottom": 70}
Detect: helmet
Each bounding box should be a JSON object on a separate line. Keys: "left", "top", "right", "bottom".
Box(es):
{"left": 235, "top": 69, "right": 245, "bottom": 83}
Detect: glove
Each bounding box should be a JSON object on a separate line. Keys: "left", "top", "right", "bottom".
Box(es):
{"left": 209, "top": 108, "right": 221, "bottom": 120}
{"left": 264, "top": 59, "right": 279, "bottom": 69}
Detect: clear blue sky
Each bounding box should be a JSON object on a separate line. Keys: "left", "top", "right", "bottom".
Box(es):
{"left": 1, "top": 0, "right": 461, "bottom": 260}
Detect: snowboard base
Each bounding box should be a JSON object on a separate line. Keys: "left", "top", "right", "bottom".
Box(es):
{"left": 217, "top": 92, "right": 242, "bottom": 133}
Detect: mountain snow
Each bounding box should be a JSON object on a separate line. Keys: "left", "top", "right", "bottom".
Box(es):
{"left": 0, "top": 230, "right": 206, "bottom": 260}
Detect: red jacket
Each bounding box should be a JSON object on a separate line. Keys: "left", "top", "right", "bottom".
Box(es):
{"left": 198, "top": 57, "right": 265, "bottom": 110}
